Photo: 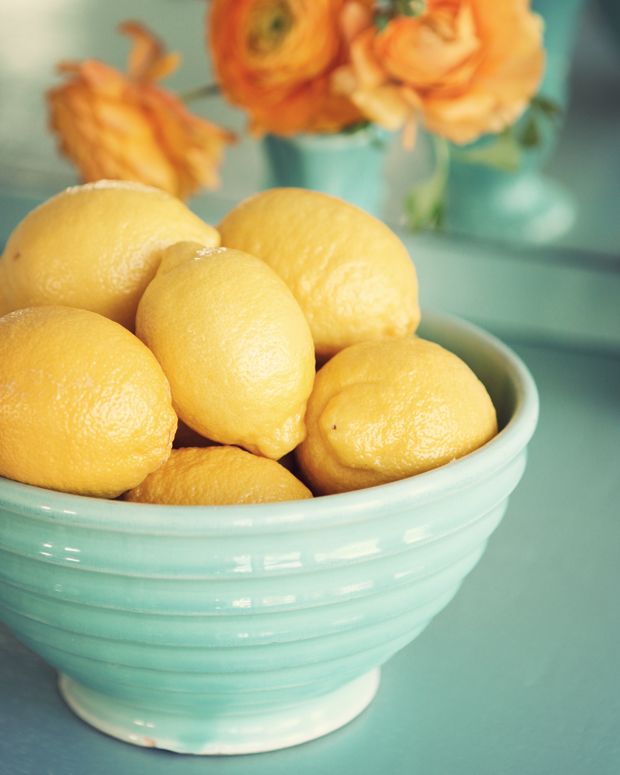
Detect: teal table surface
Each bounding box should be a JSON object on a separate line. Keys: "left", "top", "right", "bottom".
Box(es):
{"left": 1, "top": 339, "right": 619, "bottom": 775}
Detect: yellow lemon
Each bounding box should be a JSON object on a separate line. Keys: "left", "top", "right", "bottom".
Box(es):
{"left": 0, "top": 306, "right": 177, "bottom": 497}
{"left": 136, "top": 242, "right": 315, "bottom": 459}
{"left": 0, "top": 180, "right": 219, "bottom": 328}
{"left": 126, "top": 446, "right": 312, "bottom": 505}
{"left": 296, "top": 337, "right": 497, "bottom": 495}
{"left": 218, "top": 187, "right": 420, "bottom": 359}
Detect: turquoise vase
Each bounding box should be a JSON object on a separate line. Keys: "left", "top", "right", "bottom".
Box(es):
{"left": 597, "top": 0, "right": 620, "bottom": 49}
{"left": 262, "top": 127, "right": 390, "bottom": 217}
{"left": 443, "top": 0, "right": 586, "bottom": 244}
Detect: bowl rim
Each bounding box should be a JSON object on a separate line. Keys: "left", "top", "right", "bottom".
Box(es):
{"left": 0, "top": 310, "right": 539, "bottom": 534}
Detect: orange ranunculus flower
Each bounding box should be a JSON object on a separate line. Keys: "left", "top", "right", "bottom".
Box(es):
{"left": 337, "top": 0, "right": 544, "bottom": 145}
{"left": 208, "top": 0, "right": 372, "bottom": 135}
{"left": 48, "top": 22, "right": 235, "bottom": 199}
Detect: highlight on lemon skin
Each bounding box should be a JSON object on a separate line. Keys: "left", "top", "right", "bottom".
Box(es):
{"left": 125, "top": 446, "right": 312, "bottom": 505}
{"left": 296, "top": 337, "right": 498, "bottom": 495}
{"left": 0, "top": 180, "right": 219, "bottom": 329}
{"left": 0, "top": 305, "right": 177, "bottom": 498}
{"left": 136, "top": 242, "right": 316, "bottom": 460}
{"left": 217, "top": 187, "right": 420, "bottom": 359}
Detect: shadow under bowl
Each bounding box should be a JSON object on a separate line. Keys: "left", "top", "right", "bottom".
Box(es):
{"left": 0, "top": 311, "right": 539, "bottom": 755}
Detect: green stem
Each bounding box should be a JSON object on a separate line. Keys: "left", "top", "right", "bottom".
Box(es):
{"left": 450, "top": 129, "right": 521, "bottom": 172}
{"left": 180, "top": 83, "right": 220, "bottom": 103}
{"left": 402, "top": 0, "right": 427, "bottom": 16}
{"left": 405, "top": 135, "right": 450, "bottom": 232}
{"left": 432, "top": 134, "right": 450, "bottom": 182}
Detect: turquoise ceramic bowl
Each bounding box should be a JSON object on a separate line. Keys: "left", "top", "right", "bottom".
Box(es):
{"left": 0, "top": 311, "right": 538, "bottom": 755}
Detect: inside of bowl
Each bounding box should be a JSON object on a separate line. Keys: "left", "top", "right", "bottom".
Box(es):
{"left": 419, "top": 311, "right": 518, "bottom": 433}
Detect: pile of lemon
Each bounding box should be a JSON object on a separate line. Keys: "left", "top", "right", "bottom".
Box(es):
{"left": 0, "top": 181, "right": 497, "bottom": 505}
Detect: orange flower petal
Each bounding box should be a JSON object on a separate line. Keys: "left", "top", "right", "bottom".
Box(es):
{"left": 48, "top": 22, "right": 235, "bottom": 199}
{"left": 208, "top": 0, "right": 368, "bottom": 134}
{"left": 350, "top": 84, "right": 413, "bottom": 131}
{"left": 348, "top": 0, "right": 545, "bottom": 144}
{"left": 375, "top": 10, "right": 481, "bottom": 90}
{"left": 119, "top": 21, "right": 180, "bottom": 83}
{"left": 340, "top": 0, "right": 374, "bottom": 43}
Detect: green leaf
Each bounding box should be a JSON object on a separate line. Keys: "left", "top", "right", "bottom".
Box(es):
{"left": 341, "top": 120, "right": 372, "bottom": 135}
{"left": 401, "top": 0, "right": 427, "bottom": 16}
{"left": 374, "top": 12, "right": 390, "bottom": 31}
{"left": 405, "top": 179, "right": 443, "bottom": 231}
{"left": 375, "top": 0, "right": 426, "bottom": 24}
{"left": 518, "top": 115, "right": 542, "bottom": 149}
{"left": 405, "top": 136, "right": 449, "bottom": 232}
{"left": 451, "top": 130, "right": 521, "bottom": 172}
{"left": 531, "top": 95, "right": 563, "bottom": 120}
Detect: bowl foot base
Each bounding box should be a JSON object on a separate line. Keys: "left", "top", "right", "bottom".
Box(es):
{"left": 58, "top": 668, "right": 380, "bottom": 755}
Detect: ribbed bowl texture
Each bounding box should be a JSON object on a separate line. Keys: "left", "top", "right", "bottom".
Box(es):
{"left": 0, "top": 311, "right": 539, "bottom": 754}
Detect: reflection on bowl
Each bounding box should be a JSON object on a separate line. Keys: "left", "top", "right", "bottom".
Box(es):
{"left": 0, "top": 311, "right": 538, "bottom": 755}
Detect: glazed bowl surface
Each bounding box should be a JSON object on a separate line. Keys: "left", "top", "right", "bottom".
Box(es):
{"left": 0, "top": 310, "right": 538, "bottom": 755}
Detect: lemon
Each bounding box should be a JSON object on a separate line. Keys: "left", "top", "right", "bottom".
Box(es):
{"left": 218, "top": 187, "right": 420, "bottom": 359}
{"left": 136, "top": 242, "right": 315, "bottom": 459}
{"left": 296, "top": 337, "right": 497, "bottom": 495}
{"left": 0, "top": 180, "right": 219, "bottom": 328}
{"left": 0, "top": 306, "right": 177, "bottom": 497}
{"left": 126, "top": 446, "right": 312, "bottom": 505}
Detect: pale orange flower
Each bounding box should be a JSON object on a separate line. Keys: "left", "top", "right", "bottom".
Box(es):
{"left": 48, "top": 22, "right": 235, "bottom": 199}
{"left": 335, "top": 0, "right": 545, "bottom": 145}
{"left": 208, "top": 0, "right": 373, "bottom": 135}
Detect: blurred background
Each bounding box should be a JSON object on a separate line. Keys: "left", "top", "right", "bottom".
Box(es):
{"left": 1, "top": 0, "right": 618, "bottom": 353}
